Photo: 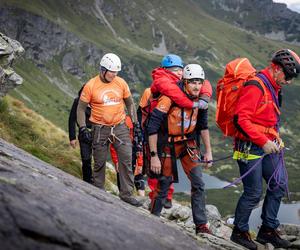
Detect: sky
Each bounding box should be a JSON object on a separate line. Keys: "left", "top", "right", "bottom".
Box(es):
{"left": 273, "top": 0, "right": 300, "bottom": 13}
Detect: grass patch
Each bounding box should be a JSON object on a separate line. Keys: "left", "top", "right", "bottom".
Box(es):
{"left": 0, "top": 96, "right": 82, "bottom": 178}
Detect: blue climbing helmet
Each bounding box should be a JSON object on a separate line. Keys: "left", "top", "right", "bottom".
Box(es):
{"left": 161, "top": 54, "right": 183, "bottom": 68}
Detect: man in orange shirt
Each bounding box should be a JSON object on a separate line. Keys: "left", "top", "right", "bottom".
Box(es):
{"left": 137, "top": 88, "right": 175, "bottom": 208}
{"left": 77, "top": 53, "right": 142, "bottom": 207}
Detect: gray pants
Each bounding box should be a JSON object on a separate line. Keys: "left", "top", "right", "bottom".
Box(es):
{"left": 92, "top": 123, "right": 134, "bottom": 199}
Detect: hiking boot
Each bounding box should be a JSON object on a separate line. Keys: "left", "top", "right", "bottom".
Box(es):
{"left": 230, "top": 226, "right": 257, "bottom": 250}
{"left": 256, "top": 225, "right": 291, "bottom": 249}
{"left": 164, "top": 199, "right": 172, "bottom": 209}
{"left": 121, "top": 196, "right": 143, "bottom": 207}
{"left": 196, "top": 224, "right": 212, "bottom": 235}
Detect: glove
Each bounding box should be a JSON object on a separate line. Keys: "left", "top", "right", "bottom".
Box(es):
{"left": 133, "top": 123, "right": 143, "bottom": 148}
{"left": 79, "top": 126, "right": 92, "bottom": 143}
{"left": 198, "top": 98, "right": 208, "bottom": 109}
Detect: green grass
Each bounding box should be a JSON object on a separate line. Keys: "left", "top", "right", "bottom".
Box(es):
{"left": 0, "top": 96, "right": 82, "bottom": 178}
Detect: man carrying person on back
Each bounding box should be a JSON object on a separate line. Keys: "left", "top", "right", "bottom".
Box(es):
{"left": 230, "top": 49, "right": 300, "bottom": 249}
{"left": 147, "top": 64, "right": 213, "bottom": 234}
{"left": 77, "top": 53, "right": 142, "bottom": 207}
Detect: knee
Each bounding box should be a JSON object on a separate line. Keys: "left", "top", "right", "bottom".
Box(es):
{"left": 243, "top": 188, "right": 262, "bottom": 204}
{"left": 190, "top": 167, "right": 205, "bottom": 192}
{"left": 158, "top": 176, "right": 172, "bottom": 195}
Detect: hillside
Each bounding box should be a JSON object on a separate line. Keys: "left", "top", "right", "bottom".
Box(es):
{"left": 1, "top": 0, "right": 300, "bottom": 128}
{"left": 0, "top": 0, "right": 300, "bottom": 212}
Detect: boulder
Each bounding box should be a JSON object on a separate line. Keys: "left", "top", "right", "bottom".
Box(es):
{"left": 0, "top": 33, "right": 24, "bottom": 97}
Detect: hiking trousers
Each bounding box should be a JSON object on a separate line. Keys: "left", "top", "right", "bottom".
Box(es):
{"left": 92, "top": 122, "right": 134, "bottom": 199}
{"left": 234, "top": 141, "right": 286, "bottom": 231}
{"left": 148, "top": 177, "right": 174, "bottom": 201}
{"left": 151, "top": 140, "right": 207, "bottom": 225}
{"left": 78, "top": 137, "right": 93, "bottom": 183}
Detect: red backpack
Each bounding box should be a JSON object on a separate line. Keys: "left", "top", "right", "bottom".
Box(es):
{"left": 216, "top": 58, "right": 267, "bottom": 137}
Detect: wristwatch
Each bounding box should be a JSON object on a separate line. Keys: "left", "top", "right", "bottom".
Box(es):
{"left": 150, "top": 151, "right": 157, "bottom": 157}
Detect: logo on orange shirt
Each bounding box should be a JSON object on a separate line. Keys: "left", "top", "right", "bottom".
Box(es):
{"left": 99, "top": 90, "right": 122, "bottom": 106}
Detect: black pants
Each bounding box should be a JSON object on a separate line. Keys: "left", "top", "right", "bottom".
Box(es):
{"left": 79, "top": 138, "right": 93, "bottom": 183}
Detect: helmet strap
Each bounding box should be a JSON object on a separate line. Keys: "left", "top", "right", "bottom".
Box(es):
{"left": 100, "top": 67, "right": 110, "bottom": 83}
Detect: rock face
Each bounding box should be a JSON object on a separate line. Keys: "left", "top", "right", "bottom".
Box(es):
{"left": 209, "top": 0, "right": 300, "bottom": 43}
{"left": 1, "top": 136, "right": 300, "bottom": 250}
{"left": 0, "top": 7, "right": 102, "bottom": 80}
{"left": 0, "top": 138, "right": 214, "bottom": 250}
{"left": 0, "top": 32, "right": 24, "bottom": 97}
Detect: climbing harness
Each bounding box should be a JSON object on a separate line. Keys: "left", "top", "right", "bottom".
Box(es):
{"left": 103, "top": 125, "right": 124, "bottom": 146}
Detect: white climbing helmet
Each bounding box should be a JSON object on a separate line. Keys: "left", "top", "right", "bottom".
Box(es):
{"left": 183, "top": 64, "right": 205, "bottom": 80}
{"left": 100, "top": 53, "right": 122, "bottom": 71}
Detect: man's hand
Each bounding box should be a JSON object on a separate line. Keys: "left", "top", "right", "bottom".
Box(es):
{"left": 150, "top": 156, "right": 161, "bottom": 174}
{"left": 70, "top": 140, "right": 77, "bottom": 148}
{"left": 79, "top": 126, "right": 92, "bottom": 143}
{"left": 262, "top": 140, "right": 280, "bottom": 154}
{"left": 203, "top": 151, "right": 213, "bottom": 169}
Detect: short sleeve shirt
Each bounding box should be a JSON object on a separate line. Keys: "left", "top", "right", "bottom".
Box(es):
{"left": 80, "top": 75, "right": 131, "bottom": 126}
{"left": 139, "top": 88, "right": 151, "bottom": 108}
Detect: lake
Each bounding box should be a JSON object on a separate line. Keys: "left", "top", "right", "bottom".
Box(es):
{"left": 173, "top": 162, "right": 230, "bottom": 192}
{"left": 249, "top": 203, "right": 300, "bottom": 231}
{"left": 173, "top": 162, "right": 300, "bottom": 228}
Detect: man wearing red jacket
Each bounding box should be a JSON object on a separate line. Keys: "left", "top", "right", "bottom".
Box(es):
{"left": 230, "top": 49, "right": 300, "bottom": 250}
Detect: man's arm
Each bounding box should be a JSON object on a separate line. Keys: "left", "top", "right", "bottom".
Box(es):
{"left": 151, "top": 80, "right": 194, "bottom": 108}
{"left": 124, "top": 96, "right": 138, "bottom": 124}
{"left": 77, "top": 100, "right": 89, "bottom": 128}
{"left": 68, "top": 98, "right": 78, "bottom": 141}
{"left": 200, "top": 129, "right": 212, "bottom": 169}
{"left": 196, "top": 109, "right": 212, "bottom": 168}
{"left": 147, "top": 97, "right": 170, "bottom": 174}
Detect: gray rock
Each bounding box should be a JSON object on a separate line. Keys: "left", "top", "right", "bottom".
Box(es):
{"left": 0, "top": 7, "right": 102, "bottom": 80}
{"left": 280, "top": 224, "right": 300, "bottom": 236}
{"left": 0, "top": 138, "right": 214, "bottom": 250}
{"left": 0, "top": 32, "right": 24, "bottom": 97}
{"left": 291, "top": 239, "right": 300, "bottom": 249}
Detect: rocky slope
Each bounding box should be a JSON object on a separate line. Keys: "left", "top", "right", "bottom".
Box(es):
{"left": 1, "top": 134, "right": 300, "bottom": 249}
{"left": 0, "top": 138, "right": 210, "bottom": 250}
{"left": 197, "top": 0, "right": 300, "bottom": 44}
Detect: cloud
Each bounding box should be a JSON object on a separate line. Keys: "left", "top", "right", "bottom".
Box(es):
{"left": 273, "top": 0, "right": 300, "bottom": 13}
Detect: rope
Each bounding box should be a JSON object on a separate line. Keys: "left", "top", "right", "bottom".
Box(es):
{"left": 268, "top": 150, "right": 290, "bottom": 199}
{"left": 224, "top": 150, "right": 290, "bottom": 200}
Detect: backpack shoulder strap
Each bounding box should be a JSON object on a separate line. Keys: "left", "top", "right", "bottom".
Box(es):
{"left": 243, "top": 77, "right": 269, "bottom": 115}
{"left": 244, "top": 79, "right": 265, "bottom": 95}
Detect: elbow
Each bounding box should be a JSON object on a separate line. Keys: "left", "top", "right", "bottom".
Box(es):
{"left": 233, "top": 115, "right": 249, "bottom": 138}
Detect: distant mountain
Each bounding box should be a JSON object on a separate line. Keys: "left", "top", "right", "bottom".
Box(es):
{"left": 196, "top": 0, "right": 300, "bottom": 44}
